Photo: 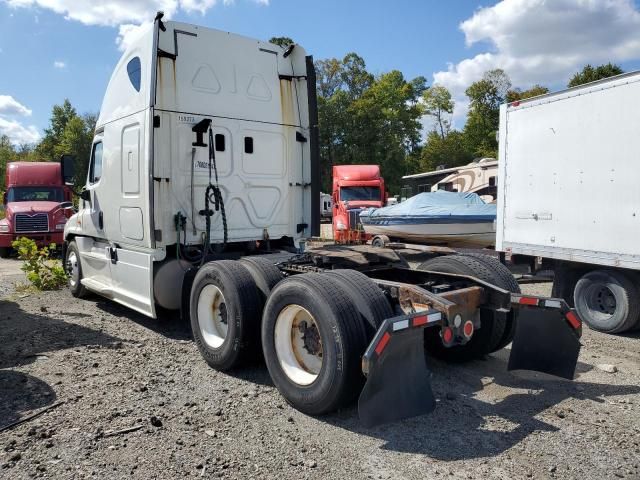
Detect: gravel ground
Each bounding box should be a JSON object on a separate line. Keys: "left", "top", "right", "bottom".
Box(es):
{"left": 1, "top": 256, "right": 639, "bottom": 480}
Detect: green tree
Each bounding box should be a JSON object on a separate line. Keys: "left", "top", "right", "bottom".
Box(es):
{"left": 568, "top": 63, "right": 623, "bottom": 88}
{"left": 463, "top": 69, "right": 511, "bottom": 158}
{"left": 268, "top": 36, "right": 294, "bottom": 48}
{"left": 420, "top": 130, "right": 473, "bottom": 172}
{"left": 423, "top": 85, "right": 454, "bottom": 139}
{"left": 506, "top": 84, "right": 549, "bottom": 103}
{"left": 36, "top": 99, "right": 77, "bottom": 161}
{"left": 58, "top": 113, "right": 97, "bottom": 187}
{"left": 314, "top": 53, "right": 426, "bottom": 193}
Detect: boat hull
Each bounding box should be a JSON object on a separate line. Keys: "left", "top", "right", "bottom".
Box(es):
{"left": 360, "top": 217, "right": 496, "bottom": 248}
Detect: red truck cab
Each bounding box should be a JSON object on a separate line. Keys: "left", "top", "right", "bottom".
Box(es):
{"left": 0, "top": 162, "right": 74, "bottom": 257}
{"left": 332, "top": 165, "right": 386, "bottom": 243}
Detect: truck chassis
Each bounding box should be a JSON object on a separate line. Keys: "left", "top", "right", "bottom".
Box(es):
{"left": 161, "top": 244, "right": 583, "bottom": 426}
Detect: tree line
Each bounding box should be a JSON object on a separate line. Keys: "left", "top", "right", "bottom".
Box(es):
{"left": 0, "top": 44, "right": 624, "bottom": 196}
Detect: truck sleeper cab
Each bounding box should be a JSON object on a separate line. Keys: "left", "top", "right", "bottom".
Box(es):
{"left": 65, "top": 14, "right": 583, "bottom": 426}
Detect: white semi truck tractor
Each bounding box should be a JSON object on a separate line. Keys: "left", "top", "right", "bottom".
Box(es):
{"left": 62, "top": 13, "right": 584, "bottom": 426}
{"left": 497, "top": 72, "right": 640, "bottom": 334}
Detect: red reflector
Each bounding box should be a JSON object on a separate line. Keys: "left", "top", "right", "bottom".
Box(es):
{"left": 463, "top": 320, "right": 474, "bottom": 338}
{"left": 375, "top": 332, "right": 391, "bottom": 356}
{"left": 413, "top": 315, "right": 428, "bottom": 327}
{"left": 442, "top": 327, "right": 453, "bottom": 344}
{"left": 519, "top": 297, "right": 539, "bottom": 306}
{"left": 565, "top": 311, "right": 581, "bottom": 329}
{"left": 511, "top": 101, "right": 520, "bottom": 106}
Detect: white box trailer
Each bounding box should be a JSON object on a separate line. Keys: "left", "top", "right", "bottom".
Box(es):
{"left": 497, "top": 72, "right": 640, "bottom": 333}
{"left": 59, "top": 13, "right": 586, "bottom": 426}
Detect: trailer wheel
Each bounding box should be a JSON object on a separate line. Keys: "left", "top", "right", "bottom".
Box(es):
{"left": 0, "top": 247, "right": 9, "bottom": 258}
{"left": 65, "top": 241, "right": 88, "bottom": 298}
{"left": 459, "top": 253, "right": 520, "bottom": 351}
{"left": 371, "top": 235, "right": 389, "bottom": 248}
{"left": 417, "top": 255, "right": 507, "bottom": 361}
{"left": 239, "top": 257, "right": 284, "bottom": 302}
{"left": 326, "top": 269, "right": 394, "bottom": 336}
{"left": 190, "top": 260, "right": 262, "bottom": 371}
{"left": 574, "top": 270, "right": 640, "bottom": 333}
{"left": 261, "top": 273, "right": 367, "bottom": 415}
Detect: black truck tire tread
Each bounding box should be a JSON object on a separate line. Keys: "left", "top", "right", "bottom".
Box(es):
{"left": 326, "top": 269, "right": 393, "bottom": 337}
{"left": 190, "top": 260, "right": 263, "bottom": 371}
{"left": 261, "top": 273, "right": 367, "bottom": 415}
{"left": 417, "top": 255, "right": 507, "bottom": 361}
{"left": 459, "top": 252, "right": 520, "bottom": 350}
{"left": 239, "top": 257, "right": 284, "bottom": 302}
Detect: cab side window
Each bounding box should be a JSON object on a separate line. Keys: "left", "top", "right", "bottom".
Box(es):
{"left": 90, "top": 142, "right": 103, "bottom": 184}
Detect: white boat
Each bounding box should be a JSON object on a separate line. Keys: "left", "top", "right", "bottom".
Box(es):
{"left": 359, "top": 191, "right": 496, "bottom": 248}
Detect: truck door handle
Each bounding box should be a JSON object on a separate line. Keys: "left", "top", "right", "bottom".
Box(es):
{"left": 99, "top": 211, "right": 104, "bottom": 230}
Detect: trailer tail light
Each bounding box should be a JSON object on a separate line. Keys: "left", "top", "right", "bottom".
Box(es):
{"left": 463, "top": 320, "right": 474, "bottom": 339}
{"left": 518, "top": 296, "right": 539, "bottom": 306}
{"left": 442, "top": 326, "right": 454, "bottom": 344}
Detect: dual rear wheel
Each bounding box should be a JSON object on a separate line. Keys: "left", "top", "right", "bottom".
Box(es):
{"left": 189, "top": 261, "right": 387, "bottom": 414}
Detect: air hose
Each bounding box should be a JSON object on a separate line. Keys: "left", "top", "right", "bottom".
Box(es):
{"left": 201, "top": 127, "right": 227, "bottom": 260}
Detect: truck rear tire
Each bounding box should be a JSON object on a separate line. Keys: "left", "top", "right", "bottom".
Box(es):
{"left": 65, "top": 241, "right": 88, "bottom": 298}
{"left": 261, "top": 273, "right": 368, "bottom": 415}
{"left": 459, "top": 252, "right": 521, "bottom": 351}
{"left": 239, "top": 257, "right": 284, "bottom": 303}
{"left": 417, "top": 255, "right": 507, "bottom": 362}
{"left": 190, "top": 260, "right": 263, "bottom": 371}
{"left": 574, "top": 269, "right": 640, "bottom": 334}
{"left": 0, "top": 247, "right": 9, "bottom": 258}
{"left": 326, "top": 269, "right": 394, "bottom": 336}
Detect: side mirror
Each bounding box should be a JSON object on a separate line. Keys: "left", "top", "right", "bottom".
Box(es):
{"left": 60, "top": 154, "right": 76, "bottom": 186}
{"left": 80, "top": 189, "right": 91, "bottom": 202}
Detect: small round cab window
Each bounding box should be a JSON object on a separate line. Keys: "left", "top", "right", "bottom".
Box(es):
{"left": 127, "top": 57, "right": 142, "bottom": 92}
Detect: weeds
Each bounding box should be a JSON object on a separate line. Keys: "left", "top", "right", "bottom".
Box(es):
{"left": 11, "top": 237, "right": 67, "bottom": 290}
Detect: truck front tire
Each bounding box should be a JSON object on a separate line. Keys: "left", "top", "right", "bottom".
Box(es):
{"left": 261, "top": 273, "right": 367, "bottom": 415}
{"left": 65, "top": 241, "right": 88, "bottom": 298}
{"left": 190, "top": 260, "right": 263, "bottom": 371}
{"left": 574, "top": 269, "right": 640, "bottom": 333}
{"left": 0, "top": 247, "right": 9, "bottom": 258}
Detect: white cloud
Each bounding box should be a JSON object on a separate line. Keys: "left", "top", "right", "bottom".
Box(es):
{"left": 4, "top": 0, "right": 179, "bottom": 27}
{"left": 0, "top": 117, "right": 40, "bottom": 144}
{"left": 433, "top": 0, "right": 640, "bottom": 125}
{"left": 116, "top": 22, "right": 153, "bottom": 51}
{"left": 5, "top": 0, "right": 270, "bottom": 51}
{"left": 53, "top": 60, "right": 66, "bottom": 69}
{"left": 0, "top": 95, "right": 32, "bottom": 116}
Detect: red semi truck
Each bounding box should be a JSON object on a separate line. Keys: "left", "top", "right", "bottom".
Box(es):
{"left": 332, "top": 165, "right": 386, "bottom": 243}
{"left": 0, "top": 162, "right": 74, "bottom": 257}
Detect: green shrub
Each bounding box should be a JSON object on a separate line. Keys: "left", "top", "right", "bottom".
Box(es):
{"left": 11, "top": 237, "right": 67, "bottom": 290}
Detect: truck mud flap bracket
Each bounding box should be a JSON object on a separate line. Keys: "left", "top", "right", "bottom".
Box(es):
{"left": 508, "top": 295, "right": 582, "bottom": 380}
{"left": 358, "top": 311, "right": 441, "bottom": 428}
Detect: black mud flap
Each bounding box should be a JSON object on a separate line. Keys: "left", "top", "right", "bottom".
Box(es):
{"left": 358, "top": 313, "right": 440, "bottom": 428}
{"left": 508, "top": 305, "right": 581, "bottom": 380}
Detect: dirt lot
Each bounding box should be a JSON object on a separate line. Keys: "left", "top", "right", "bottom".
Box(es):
{"left": 1, "top": 256, "right": 639, "bottom": 479}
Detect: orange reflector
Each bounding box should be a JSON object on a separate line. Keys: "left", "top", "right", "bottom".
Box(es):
{"left": 413, "top": 315, "right": 428, "bottom": 327}
{"left": 519, "top": 296, "right": 539, "bottom": 306}
{"left": 565, "top": 311, "right": 581, "bottom": 329}
{"left": 375, "top": 332, "right": 391, "bottom": 356}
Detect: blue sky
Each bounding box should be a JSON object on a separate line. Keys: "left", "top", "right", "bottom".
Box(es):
{"left": 2, "top": 0, "right": 640, "bottom": 144}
